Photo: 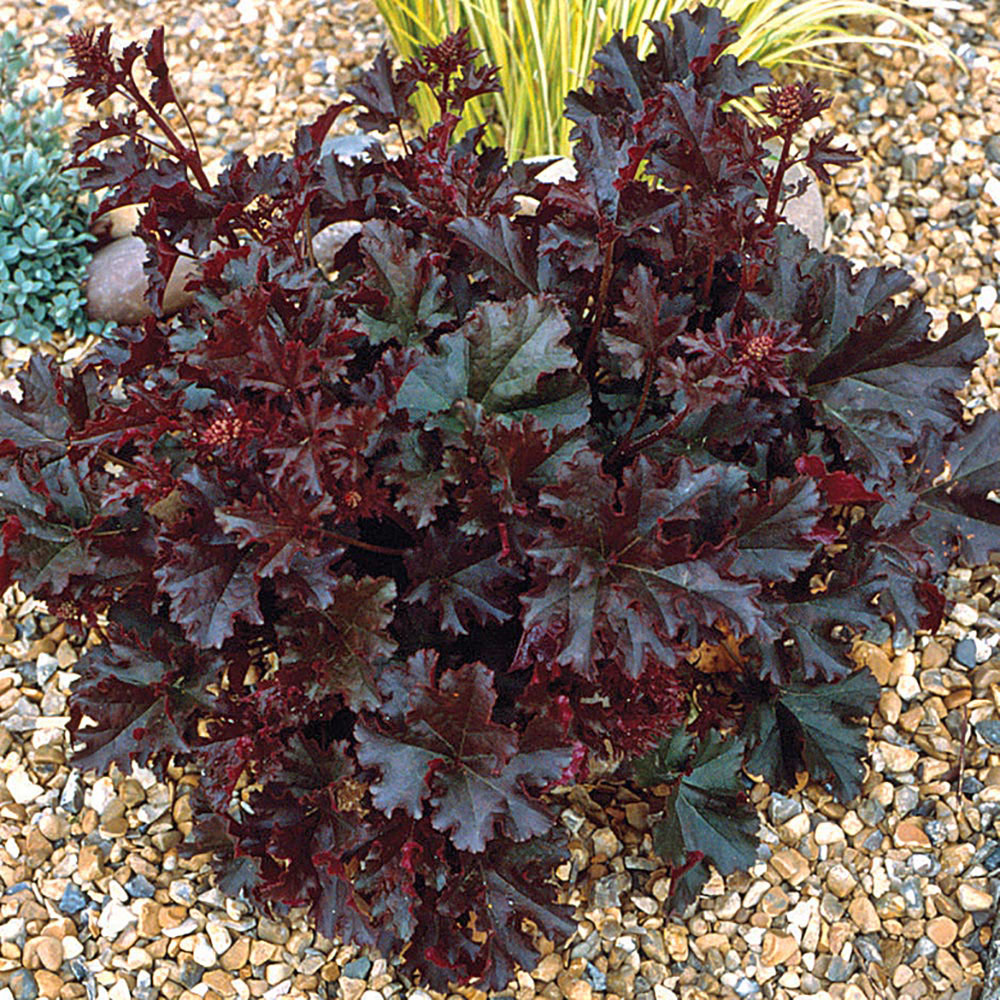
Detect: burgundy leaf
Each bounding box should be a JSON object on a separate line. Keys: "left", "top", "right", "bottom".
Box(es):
{"left": 154, "top": 534, "right": 264, "bottom": 649}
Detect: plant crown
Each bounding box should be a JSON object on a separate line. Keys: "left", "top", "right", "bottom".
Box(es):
{"left": 0, "top": 7, "right": 996, "bottom": 989}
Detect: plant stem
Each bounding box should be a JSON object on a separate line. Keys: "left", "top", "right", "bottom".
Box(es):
{"left": 315, "top": 524, "right": 409, "bottom": 557}
{"left": 616, "top": 403, "right": 690, "bottom": 466}
{"left": 763, "top": 128, "right": 794, "bottom": 226}
{"left": 582, "top": 237, "right": 618, "bottom": 371}
{"left": 607, "top": 359, "right": 655, "bottom": 472}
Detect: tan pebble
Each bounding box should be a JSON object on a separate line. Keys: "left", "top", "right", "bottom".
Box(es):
{"left": 37, "top": 813, "right": 69, "bottom": 842}
{"left": 761, "top": 885, "right": 790, "bottom": 917}
{"left": 265, "top": 962, "right": 293, "bottom": 986}
{"left": 220, "top": 937, "right": 250, "bottom": 971}
{"left": 921, "top": 640, "right": 949, "bottom": 669}
{"left": 842, "top": 986, "right": 866, "bottom": 1000}
{"left": 201, "top": 970, "right": 237, "bottom": 998}
{"left": 826, "top": 864, "right": 856, "bottom": 898}
{"left": 100, "top": 815, "right": 129, "bottom": 837}
{"left": 779, "top": 812, "right": 810, "bottom": 843}
{"left": 926, "top": 915, "right": 957, "bottom": 948}
{"left": 126, "top": 946, "right": 153, "bottom": 970}
{"left": 321, "top": 962, "right": 341, "bottom": 983}
{"left": 855, "top": 642, "right": 892, "bottom": 684}
{"left": 894, "top": 819, "right": 931, "bottom": 848}
{"left": 760, "top": 930, "right": 798, "bottom": 967}
{"left": 25, "top": 827, "right": 54, "bottom": 865}
{"left": 249, "top": 939, "right": 279, "bottom": 965}
{"left": 120, "top": 778, "right": 146, "bottom": 807}
{"left": 534, "top": 952, "right": 563, "bottom": 982}
{"left": 339, "top": 979, "right": 366, "bottom": 1000}
{"left": 936, "top": 947, "right": 966, "bottom": 987}
{"left": 33, "top": 970, "right": 64, "bottom": 999}
{"left": 957, "top": 884, "right": 993, "bottom": 911}
{"left": 77, "top": 844, "right": 106, "bottom": 882}
{"left": 24, "top": 934, "right": 63, "bottom": 971}
{"left": 828, "top": 920, "right": 852, "bottom": 955}
{"left": 877, "top": 741, "right": 919, "bottom": 772}
{"left": 953, "top": 273, "right": 979, "bottom": 298}
{"left": 879, "top": 690, "right": 902, "bottom": 725}
{"left": 173, "top": 795, "right": 194, "bottom": 824}
{"left": 625, "top": 802, "right": 649, "bottom": 829}
{"left": 897, "top": 704, "right": 923, "bottom": 731}
{"left": 255, "top": 916, "right": 289, "bottom": 945}
{"left": 664, "top": 924, "right": 688, "bottom": 961}
{"left": 848, "top": 896, "right": 881, "bottom": 933}
{"left": 695, "top": 932, "right": 729, "bottom": 953}
{"left": 136, "top": 900, "right": 160, "bottom": 937}
{"left": 157, "top": 905, "right": 188, "bottom": 930}
{"left": 840, "top": 811, "right": 863, "bottom": 837}
{"left": 592, "top": 828, "right": 620, "bottom": 858}
{"left": 55, "top": 640, "right": 78, "bottom": 668}
{"left": 769, "top": 848, "right": 809, "bottom": 886}
{"left": 921, "top": 759, "right": 950, "bottom": 782}
{"left": 557, "top": 970, "right": 592, "bottom": 1000}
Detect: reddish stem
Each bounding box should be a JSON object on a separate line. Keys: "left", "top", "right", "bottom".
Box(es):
{"left": 607, "top": 360, "right": 656, "bottom": 472}
{"left": 582, "top": 238, "right": 619, "bottom": 371}
{"left": 764, "top": 128, "right": 794, "bottom": 226}
{"left": 616, "top": 404, "right": 691, "bottom": 466}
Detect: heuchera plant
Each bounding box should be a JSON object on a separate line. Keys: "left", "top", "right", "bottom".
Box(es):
{"left": 2, "top": 6, "right": 998, "bottom": 988}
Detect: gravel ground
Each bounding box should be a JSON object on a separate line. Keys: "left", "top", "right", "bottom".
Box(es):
{"left": 1, "top": 1, "right": 1000, "bottom": 1000}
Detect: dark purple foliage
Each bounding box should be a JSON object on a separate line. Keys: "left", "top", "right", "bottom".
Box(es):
{"left": 0, "top": 6, "right": 994, "bottom": 989}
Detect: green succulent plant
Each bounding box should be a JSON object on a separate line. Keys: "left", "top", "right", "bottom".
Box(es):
{"left": 0, "top": 28, "right": 111, "bottom": 344}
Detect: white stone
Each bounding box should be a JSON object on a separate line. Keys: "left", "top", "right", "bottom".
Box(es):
{"left": 957, "top": 884, "right": 993, "bottom": 911}
{"left": 62, "top": 936, "right": 84, "bottom": 960}
{"left": 192, "top": 933, "right": 217, "bottom": 968}
{"left": 814, "top": 821, "right": 845, "bottom": 845}
{"left": 5, "top": 767, "right": 43, "bottom": 805}
{"left": 162, "top": 917, "right": 200, "bottom": 938}
{"left": 99, "top": 901, "right": 137, "bottom": 938}
{"left": 896, "top": 674, "right": 921, "bottom": 701}
{"left": 89, "top": 776, "right": 117, "bottom": 815}
{"left": 206, "top": 920, "right": 232, "bottom": 955}
{"left": 237, "top": 0, "right": 260, "bottom": 24}
{"left": 951, "top": 602, "right": 979, "bottom": 627}
{"left": 786, "top": 898, "right": 816, "bottom": 929}
{"left": 985, "top": 175, "right": 1000, "bottom": 207}
{"left": 262, "top": 983, "right": 292, "bottom": 1000}
{"left": 977, "top": 284, "right": 998, "bottom": 314}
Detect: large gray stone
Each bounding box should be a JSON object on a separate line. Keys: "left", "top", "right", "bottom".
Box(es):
{"left": 766, "top": 138, "right": 826, "bottom": 251}
{"left": 85, "top": 235, "right": 203, "bottom": 324}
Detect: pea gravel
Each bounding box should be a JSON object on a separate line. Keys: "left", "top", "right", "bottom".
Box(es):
{"left": 1, "top": 2, "right": 1000, "bottom": 1000}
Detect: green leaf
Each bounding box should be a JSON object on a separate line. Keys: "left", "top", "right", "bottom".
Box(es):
{"left": 905, "top": 410, "right": 1000, "bottom": 572}
{"left": 651, "top": 729, "right": 758, "bottom": 875}
{"left": 397, "top": 294, "right": 588, "bottom": 430}
{"left": 745, "top": 669, "right": 880, "bottom": 802}
{"left": 356, "top": 219, "right": 453, "bottom": 345}
{"left": 633, "top": 725, "right": 694, "bottom": 787}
